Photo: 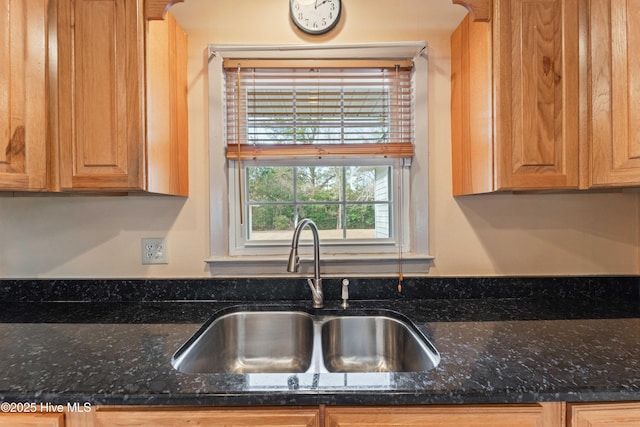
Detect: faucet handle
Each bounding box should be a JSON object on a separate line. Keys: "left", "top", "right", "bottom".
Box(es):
{"left": 341, "top": 278, "right": 350, "bottom": 308}
{"left": 307, "top": 278, "right": 324, "bottom": 309}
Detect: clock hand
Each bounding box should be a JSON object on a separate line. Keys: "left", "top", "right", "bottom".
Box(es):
{"left": 316, "top": 0, "right": 329, "bottom": 7}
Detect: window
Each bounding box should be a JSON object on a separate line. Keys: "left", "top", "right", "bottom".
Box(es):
{"left": 207, "top": 44, "right": 432, "bottom": 277}
{"left": 244, "top": 165, "right": 393, "bottom": 242}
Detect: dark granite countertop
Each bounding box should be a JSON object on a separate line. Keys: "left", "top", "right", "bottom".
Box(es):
{"left": 0, "top": 277, "right": 639, "bottom": 406}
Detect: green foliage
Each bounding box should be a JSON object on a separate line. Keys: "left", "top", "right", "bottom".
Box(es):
{"left": 297, "top": 204, "right": 339, "bottom": 230}
{"left": 245, "top": 124, "right": 389, "bottom": 235}
{"left": 247, "top": 165, "right": 382, "bottom": 233}
{"left": 347, "top": 204, "right": 375, "bottom": 229}
{"left": 247, "top": 167, "right": 293, "bottom": 202}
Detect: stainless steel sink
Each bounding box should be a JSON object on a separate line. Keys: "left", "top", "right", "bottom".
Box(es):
{"left": 321, "top": 315, "right": 440, "bottom": 373}
{"left": 172, "top": 310, "right": 314, "bottom": 374}
{"left": 172, "top": 307, "right": 440, "bottom": 375}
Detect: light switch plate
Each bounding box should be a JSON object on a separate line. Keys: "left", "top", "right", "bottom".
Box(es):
{"left": 142, "top": 238, "right": 168, "bottom": 264}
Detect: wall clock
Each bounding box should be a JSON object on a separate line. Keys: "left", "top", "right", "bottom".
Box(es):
{"left": 290, "top": 0, "right": 342, "bottom": 35}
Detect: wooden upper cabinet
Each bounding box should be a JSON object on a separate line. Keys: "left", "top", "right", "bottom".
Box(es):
{"left": 451, "top": 13, "right": 493, "bottom": 195}
{"left": 56, "top": 0, "right": 143, "bottom": 192}
{"left": 451, "top": 0, "right": 580, "bottom": 194}
{"left": 0, "top": 0, "right": 48, "bottom": 191}
{"left": 588, "top": 0, "right": 640, "bottom": 187}
{"left": 494, "top": 0, "right": 579, "bottom": 190}
{"left": 146, "top": 12, "right": 189, "bottom": 195}
{"left": 54, "top": 0, "right": 188, "bottom": 195}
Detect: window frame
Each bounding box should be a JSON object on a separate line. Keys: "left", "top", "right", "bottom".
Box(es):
{"left": 206, "top": 44, "right": 433, "bottom": 277}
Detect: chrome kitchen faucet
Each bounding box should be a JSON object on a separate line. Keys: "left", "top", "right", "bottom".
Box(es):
{"left": 286, "top": 218, "right": 324, "bottom": 309}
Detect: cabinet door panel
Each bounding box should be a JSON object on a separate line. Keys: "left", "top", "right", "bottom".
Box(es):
{"left": 569, "top": 402, "right": 640, "bottom": 427}
{"left": 0, "top": 413, "right": 64, "bottom": 427}
{"left": 0, "top": 0, "right": 47, "bottom": 191}
{"left": 90, "top": 408, "right": 320, "bottom": 427}
{"left": 326, "top": 404, "right": 563, "bottom": 427}
{"left": 57, "top": 0, "right": 144, "bottom": 191}
{"left": 495, "top": 0, "right": 579, "bottom": 190}
{"left": 590, "top": 0, "right": 640, "bottom": 186}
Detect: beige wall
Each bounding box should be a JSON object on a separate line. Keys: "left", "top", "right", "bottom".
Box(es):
{"left": 0, "top": 0, "right": 637, "bottom": 278}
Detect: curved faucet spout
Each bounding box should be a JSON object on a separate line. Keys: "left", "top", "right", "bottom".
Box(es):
{"left": 287, "top": 219, "right": 323, "bottom": 308}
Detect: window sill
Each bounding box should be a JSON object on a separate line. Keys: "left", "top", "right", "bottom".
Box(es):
{"left": 205, "top": 253, "right": 434, "bottom": 278}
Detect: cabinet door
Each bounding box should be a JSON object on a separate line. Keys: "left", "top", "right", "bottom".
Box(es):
{"left": 494, "top": 0, "right": 579, "bottom": 190}
{"left": 71, "top": 407, "right": 320, "bottom": 427}
{"left": 568, "top": 402, "right": 640, "bottom": 427}
{"left": 0, "top": 413, "right": 64, "bottom": 427}
{"left": 589, "top": 0, "right": 640, "bottom": 186}
{"left": 325, "top": 404, "right": 563, "bottom": 427}
{"left": 56, "top": 0, "right": 144, "bottom": 191}
{"left": 0, "top": 0, "right": 48, "bottom": 191}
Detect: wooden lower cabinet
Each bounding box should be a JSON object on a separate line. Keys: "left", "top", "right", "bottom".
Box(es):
{"left": 65, "top": 406, "right": 320, "bottom": 427}
{"left": 64, "top": 404, "right": 562, "bottom": 427}
{"left": 568, "top": 402, "right": 640, "bottom": 427}
{"left": 6, "top": 402, "right": 640, "bottom": 426}
{"left": 325, "top": 403, "right": 563, "bottom": 427}
{"left": 0, "top": 412, "right": 64, "bottom": 427}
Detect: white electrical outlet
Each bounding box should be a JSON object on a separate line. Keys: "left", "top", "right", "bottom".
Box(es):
{"left": 142, "top": 238, "right": 168, "bottom": 265}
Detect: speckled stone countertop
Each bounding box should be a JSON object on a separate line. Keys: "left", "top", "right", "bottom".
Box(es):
{"left": 0, "top": 277, "right": 639, "bottom": 406}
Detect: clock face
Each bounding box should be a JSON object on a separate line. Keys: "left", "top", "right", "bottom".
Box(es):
{"left": 290, "top": 0, "right": 342, "bottom": 35}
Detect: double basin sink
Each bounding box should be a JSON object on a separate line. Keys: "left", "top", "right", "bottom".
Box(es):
{"left": 172, "top": 306, "right": 440, "bottom": 374}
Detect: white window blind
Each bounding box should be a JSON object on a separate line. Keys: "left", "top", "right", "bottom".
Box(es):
{"left": 223, "top": 59, "right": 415, "bottom": 160}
